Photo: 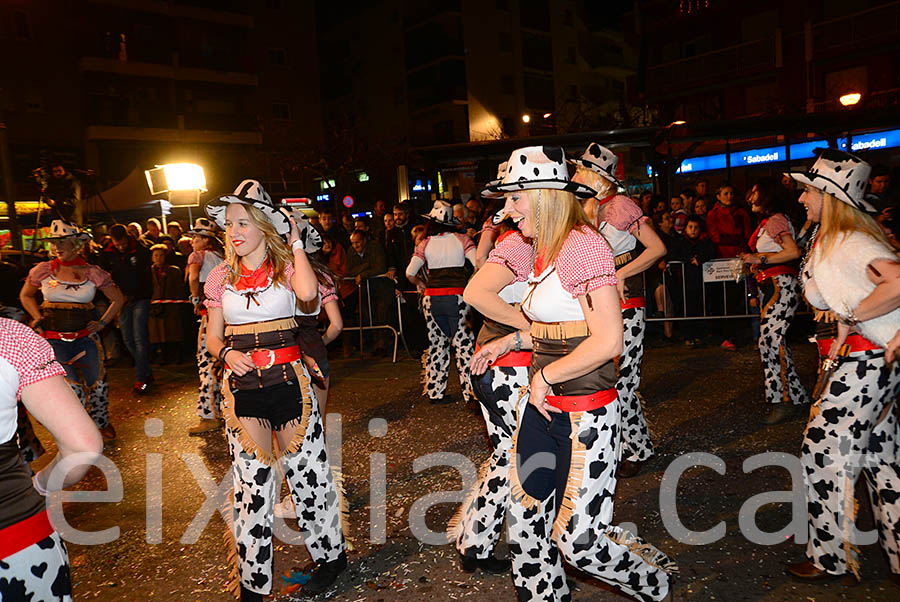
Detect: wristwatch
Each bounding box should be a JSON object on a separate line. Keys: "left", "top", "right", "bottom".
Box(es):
{"left": 758, "top": 254, "right": 768, "bottom": 265}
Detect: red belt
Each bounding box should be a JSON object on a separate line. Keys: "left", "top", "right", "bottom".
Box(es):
{"left": 42, "top": 328, "right": 92, "bottom": 342}
{"left": 546, "top": 388, "right": 617, "bottom": 412}
{"left": 425, "top": 287, "right": 465, "bottom": 296}
{"left": 475, "top": 344, "right": 532, "bottom": 367}
{"left": 817, "top": 334, "right": 881, "bottom": 356}
{"left": 231, "top": 345, "right": 302, "bottom": 370}
{"left": 621, "top": 297, "right": 646, "bottom": 310}
{"left": 755, "top": 265, "right": 798, "bottom": 283}
{"left": 0, "top": 510, "right": 54, "bottom": 560}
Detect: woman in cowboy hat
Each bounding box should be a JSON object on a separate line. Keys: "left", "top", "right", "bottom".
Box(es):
{"left": 739, "top": 178, "right": 810, "bottom": 425}
{"left": 19, "top": 220, "right": 125, "bottom": 441}
{"left": 405, "top": 200, "right": 478, "bottom": 405}
{"left": 571, "top": 143, "right": 667, "bottom": 479}
{"left": 474, "top": 145, "right": 676, "bottom": 602}
{"left": 784, "top": 149, "right": 900, "bottom": 586}
{"left": 203, "top": 180, "right": 347, "bottom": 601}
{"left": 446, "top": 180, "right": 532, "bottom": 576}
{"left": 185, "top": 217, "right": 226, "bottom": 435}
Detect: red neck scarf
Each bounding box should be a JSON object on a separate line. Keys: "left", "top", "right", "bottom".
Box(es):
{"left": 50, "top": 256, "right": 87, "bottom": 272}
{"left": 236, "top": 260, "right": 271, "bottom": 291}
{"left": 597, "top": 192, "right": 617, "bottom": 207}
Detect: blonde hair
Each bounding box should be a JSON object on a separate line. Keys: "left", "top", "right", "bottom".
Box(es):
{"left": 224, "top": 203, "right": 293, "bottom": 288}
{"left": 817, "top": 192, "right": 897, "bottom": 259}
{"left": 524, "top": 188, "right": 598, "bottom": 265}
{"left": 572, "top": 165, "right": 615, "bottom": 199}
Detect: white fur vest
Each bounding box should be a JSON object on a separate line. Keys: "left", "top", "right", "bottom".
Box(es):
{"left": 803, "top": 231, "right": 900, "bottom": 347}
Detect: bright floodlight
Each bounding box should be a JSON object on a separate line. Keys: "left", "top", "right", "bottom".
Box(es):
{"left": 145, "top": 163, "right": 207, "bottom": 194}
{"left": 671, "top": 120, "right": 686, "bottom": 126}
{"left": 543, "top": 112, "right": 552, "bottom": 119}
{"left": 522, "top": 114, "right": 531, "bottom": 123}
{"left": 839, "top": 92, "right": 861, "bottom": 106}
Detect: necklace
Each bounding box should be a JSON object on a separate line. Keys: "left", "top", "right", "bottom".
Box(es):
{"left": 239, "top": 248, "right": 268, "bottom": 278}
{"left": 798, "top": 223, "right": 820, "bottom": 281}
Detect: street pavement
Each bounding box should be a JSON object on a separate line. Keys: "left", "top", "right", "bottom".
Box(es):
{"left": 28, "top": 334, "right": 900, "bottom": 601}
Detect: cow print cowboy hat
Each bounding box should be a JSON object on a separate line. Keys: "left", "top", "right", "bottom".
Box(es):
{"left": 423, "top": 200, "right": 461, "bottom": 226}
{"left": 44, "top": 219, "right": 92, "bottom": 242}
{"left": 571, "top": 142, "right": 624, "bottom": 191}
{"left": 280, "top": 204, "right": 324, "bottom": 253}
{"left": 204, "top": 179, "right": 292, "bottom": 237}
{"left": 785, "top": 148, "right": 874, "bottom": 213}
{"left": 482, "top": 146, "right": 596, "bottom": 199}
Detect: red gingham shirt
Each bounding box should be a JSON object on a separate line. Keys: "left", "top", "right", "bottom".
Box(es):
{"left": 319, "top": 280, "right": 338, "bottom": 305}
{"left": 486, "top": 230, "right": 533, "bottom": 283}
{"left": 0, "top": 318, "right": 65, "bottom": 402}
{"left": 554, "top": 226, "right": 618, "bottom": 297}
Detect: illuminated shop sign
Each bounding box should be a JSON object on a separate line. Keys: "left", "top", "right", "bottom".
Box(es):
{"left": 316, "top": 193, "right": 331, "bottom": 202}
{"left": 646, "top": 129, "right": 900, "bottom": 175}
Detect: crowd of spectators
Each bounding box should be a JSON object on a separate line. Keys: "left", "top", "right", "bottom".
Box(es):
{"left": 643, "top": 164, "right": 897, "bottom": 348}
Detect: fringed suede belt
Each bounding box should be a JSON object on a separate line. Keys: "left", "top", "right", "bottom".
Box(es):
{"left": 546, "top": 388, "right": 617, "bottom": 412}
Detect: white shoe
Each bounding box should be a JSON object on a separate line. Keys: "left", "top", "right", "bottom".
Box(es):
{"left": 274, "top": 496, "right": 295, "bottom": 518}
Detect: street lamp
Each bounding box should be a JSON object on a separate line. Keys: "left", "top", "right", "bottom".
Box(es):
{"left": 144, "top": 163, "right": 207, "bottom": 233}
{"left": 839, "top": 92, "right": 861, "bottom": 107}
{"left": 521, "top": 114, "right": 531, "bottom": 123}
{"left": 543, "top": 112, "right": 552, "bottom": 119}
{"left": 670, "top": 120, "right": 686, "bottom": 126}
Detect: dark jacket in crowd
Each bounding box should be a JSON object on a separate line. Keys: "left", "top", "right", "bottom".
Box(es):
{"left": 101, "top": 237, "right": 153, "bottom": 300}
{"left": 346, "top": 239, "right": 387, "bottom": 280}
{"left": 671, "top": 234, "right": 717, "bottom": 315}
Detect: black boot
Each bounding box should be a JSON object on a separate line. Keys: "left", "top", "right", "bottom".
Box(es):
{"left": 460, "top": 553, "right": 511, "bottom": 575}
{"left": 240, "top": 585, "right": 263, "bottom": 602}
{"left": 303, "top": 551, "right": 347, "bottom": 595}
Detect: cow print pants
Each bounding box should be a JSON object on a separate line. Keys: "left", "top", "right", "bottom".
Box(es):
{"left": 507, "top": 402, "right": 676, "bottom": 602}
{"left": 758, "top": 274, "right": 809, "bottom": 406}
{"left": 0, "top": 531, "right": 72, "bottom": 601}
{"left": 802, "top": 351, "right": 900, "bottom": 578}
{"left": 222, "top": 363, "right": 346, "bottom": 595}
{"left": 196, "top": 314, "right": 223, "bottom": 420}
{"left": 619, "top": 307, "right": 654, "bottom": 462}
{"left": 449, "top": 365, "right": 529, "bottom": 559}
{"left": 421, "top": 294, "right": 475, "bottom": 403}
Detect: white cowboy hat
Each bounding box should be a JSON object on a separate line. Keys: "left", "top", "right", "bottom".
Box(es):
{"left": 572, "top": 142, "right": 624, "bottom": 190}
{"left": 187, "top": 217, "right": 217, "bottom": 237}
{"left": 424, "top": 200, "right": 461, "bottom": 226}
{"left": 44, "top": 220, "right": 91, "bottom": 242}
{"left": 280, "top": 205, "right": 323, "bottom": 253}
{"left": 481, "top": 162, "right": 509, "bottom": 201}
{"left": 785, "top": 148, "right": 873, "bottom": 212}
{"left": 483, "top": 146, "right": 596, "bottom": 199}
{"left": 204, "top": 179, "right": 291, "bottom": 237}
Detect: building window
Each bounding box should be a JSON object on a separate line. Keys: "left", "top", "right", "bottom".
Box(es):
{"left": 272, "top": 102, "right": 290, "bottom": 120}
{"left": 522, "top": 33, "right": 553, "bottom": 71}
{"left": 14, "top": 11, "right": 31, "bottom": 40}
{"left": 268, "top": 48, "right": 286, "bottom": 65}
{"left": 499, "top": 31, "right": 512, "bottom": 52}
{"left": 500, "top": 75, "right": 515, "bottom": 95}
{"left": 358, "top": 172, "right": 370, "bottom": 182}
{"left": 566, "top": 47, "right": 576, "bottom": 65}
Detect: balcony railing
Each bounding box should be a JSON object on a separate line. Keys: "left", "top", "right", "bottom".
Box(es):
{"left": 646, "top": 37, "right": 775, "bottom": 92}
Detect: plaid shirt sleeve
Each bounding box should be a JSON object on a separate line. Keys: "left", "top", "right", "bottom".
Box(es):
{"left": 0, "top": 319, "right": 65, "bottom": 400}
{"left": 605, "top": 196, "right": 648, "bottom": 234}
{"left": 319, "top": 280, "right": 338, "bottom": 305}
{"left": 486, "top": 231, "right": 533, "bottom": 283}
{"left": 555, "top": 227, "right": 618, "bottom": 297}
{"left": 87, "top": 265, "right": 115, "bottom": 289}
{"left": 25, "top": 262, "right": 52, "bottom": 288}
{"left": 203, "top": 263, "right": 227, "bottom": 308}
{"left": 764, "top": 214, "right": 792, "bottom": 240}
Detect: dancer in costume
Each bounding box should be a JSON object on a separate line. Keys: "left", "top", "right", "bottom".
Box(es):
{"left": 405, "top": 200, "right": 477, "bottom": 405}
{"left": 19, "top": 220, "right": 124, "bottom": 441}
{"left": 571, "top": 144, "right": 666, "bottom": 478}
{"left": 0, "top": 317, "right": 102, "bottom": 602}
{"left": 476, "top": 146, "right": 676, "bottom": 602}
{"left": 784, "top": 150, "right": 900, "bottom": 586}
{"left": 739, "top": 178, "right": 810, "bottom": 425}
{"left": 186, "top": 217, "right": 226, "bottom": 435}
{"left": 204, "top": 180, "right": 347, "bottom": 601}
{"left": 447, "top": 191, "right": 533, "bottom": 574}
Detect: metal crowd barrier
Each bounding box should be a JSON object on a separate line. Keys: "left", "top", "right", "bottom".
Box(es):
{"left": 644, "top": 260, "right": 758, "bottom": 323}
{"left": 340, "top": 275, "right": 412, "bottom": 363}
